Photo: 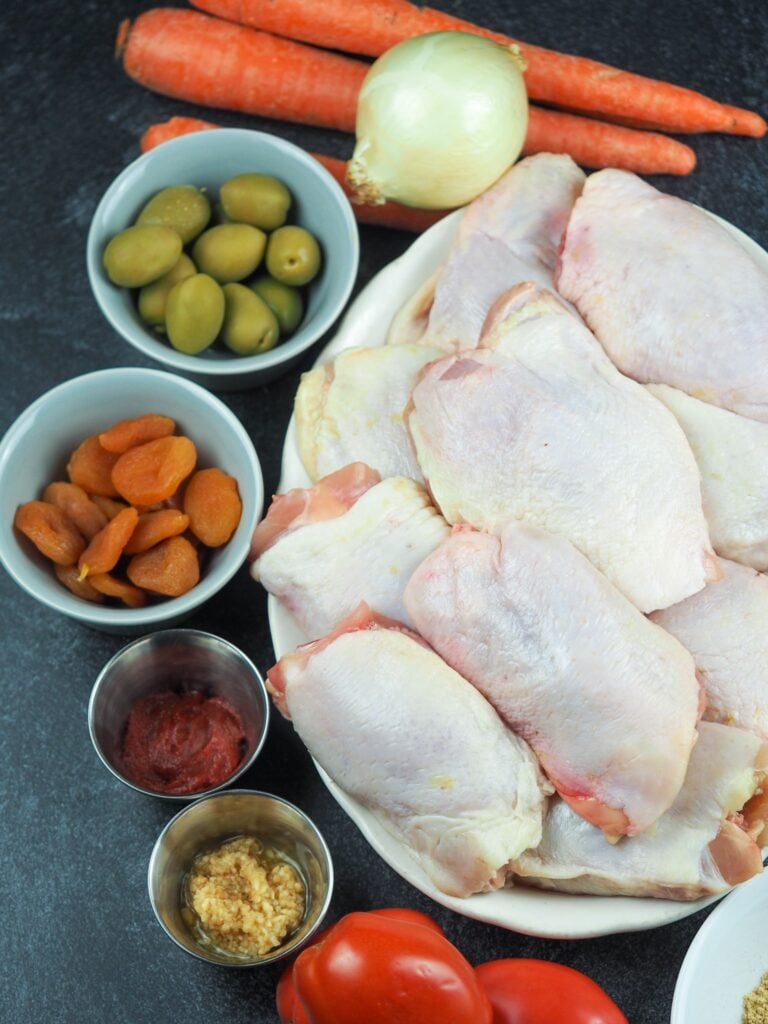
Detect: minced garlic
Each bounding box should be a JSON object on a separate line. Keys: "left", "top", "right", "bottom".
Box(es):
{"left": 743, "top": 971, "right": 768, "bottom": 1024}
{"left": 187, "top": 835, "right": 305, "bottom": 957}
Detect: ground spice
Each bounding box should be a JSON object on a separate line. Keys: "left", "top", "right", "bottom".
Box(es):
{"left": 186, "top": 835, "right": 305, "bottom": 957}
{"left": 743, "top": 971, "right": 768, "bottom": 1024}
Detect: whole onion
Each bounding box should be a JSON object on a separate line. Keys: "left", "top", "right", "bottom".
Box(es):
{"left": 347, "top": 31, "right": 529, "bottom": 210}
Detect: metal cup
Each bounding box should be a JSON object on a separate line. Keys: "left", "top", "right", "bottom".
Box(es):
{"left": 148, "top": 789, "right": 334, "bottom": 965}
{"left": 88, "top": 629, "right": 270, "bottom": 800}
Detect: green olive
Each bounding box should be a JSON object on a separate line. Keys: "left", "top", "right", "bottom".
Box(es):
{"left": 136, "top": 185, "right": 211, "bottom": 244}
{"left": 221, "top": 283, "right": 280, "bottom": 355}
{"left": 220, "top": 173, "right": 292, "bottom": 231}
{"left": 249, "top": 275, "right": 304, "bottom": 334}
{"left": 192, "top": 223, "right": 266, "bottom": 283}
{"left": 137, "top": 253, "right": 197, "bottom": 327}
{"left": 265, "top": 226, "right": 322, "bottom": 287}
{"left": 103, "top": 225, "right": 182, "bottom": 288}
{"left": 165, "top": 273, "right": 225, "bottom": 354}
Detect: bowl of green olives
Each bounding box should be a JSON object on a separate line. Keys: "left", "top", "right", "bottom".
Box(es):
{"left": 87, "top": 129, "right": 359, "bottom": 390}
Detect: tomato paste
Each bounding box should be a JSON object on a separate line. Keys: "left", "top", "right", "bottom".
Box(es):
{"left": 121, "top": 689, "right": 246, "bottom": 794}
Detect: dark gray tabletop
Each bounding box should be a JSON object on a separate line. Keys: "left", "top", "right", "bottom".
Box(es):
{"left": 2, "top": 2, "right": 766, "bottom": 1021}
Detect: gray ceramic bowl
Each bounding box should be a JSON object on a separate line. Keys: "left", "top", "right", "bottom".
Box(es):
{"left": 88, "top": 630, "right": 270, "bottom": 800}
{"left": 148, "top": 789, "right": 334, "bottom": 966}
{"left": 86, "top": 129, "right": 360, "bottom": 390}
{"left": 0, "top": 367, "right": 262, "bottom": 632}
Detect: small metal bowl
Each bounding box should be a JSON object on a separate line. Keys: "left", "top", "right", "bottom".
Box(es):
{"left": 88, "top": 630, "right": 269, "bottom": 800}
{"left": 148, "top": 789, "right": 334, "bottom": 966}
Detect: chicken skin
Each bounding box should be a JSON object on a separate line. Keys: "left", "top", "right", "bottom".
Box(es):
{"left": 405, "top": 523, "right": 702, "bottom": 839}
{"left": 387, "top": 152, "right": 585, "bottom": 351}
{"left": 268, "top": 606, "right": 550, "bottom": 898}
{"left": 648, "top": 384, "right": 768, "bottom": 570}
{"left": 557, "top": 169, "right": 768, "bottom": 421}
{"left": 295, "top": 344, "right": 443, "bottom": 484}
{"left": 512, "top": 723, "right": 767, "bottom": 899}
{"left": 652, "top": 558, "right": 768, "bottom": 741}
{"left": 252, "top": 466, "right": 449, "bottom": 637}
{"left": 408, "top": 284, "right": 718, "bottom": 612}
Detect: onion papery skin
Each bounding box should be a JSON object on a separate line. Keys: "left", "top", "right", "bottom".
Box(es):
{"left": 348, "top": 31, "right": 528, "bottom": 210}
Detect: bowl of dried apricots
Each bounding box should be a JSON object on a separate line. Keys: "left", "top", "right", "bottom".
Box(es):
{"left": 0, "top": 367, "right": 262, "bottom": 632}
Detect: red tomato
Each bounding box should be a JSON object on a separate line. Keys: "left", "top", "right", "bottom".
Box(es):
{"left": 292, "top": 910, "right": 493, "bottom": 1024}
{"left": 475, "top": 959, "right": 628, "bottom": 1024}
{"left": 275, "top": 909, "right": 444, "bottom": 1024}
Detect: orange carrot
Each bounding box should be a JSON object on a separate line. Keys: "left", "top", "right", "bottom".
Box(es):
{"left": 140, "top": 116, "right": 219, "bottom": 152}
{"left": 121, "top": 11, "right": 696, "bottom": 176}
{"left": 523, "top": 108, "right": 695, "bottom": 176}
{"left": 139, "top": 117, "right": 450, "bottom": 232}
{"left": 190, "top": 0, "right": 765, "bottom": 137}
{"left": 119, "top": 9, "right": 366, "bottom": 131}
{"left": 311, "top": 154, "right": 450, "bottom": 231}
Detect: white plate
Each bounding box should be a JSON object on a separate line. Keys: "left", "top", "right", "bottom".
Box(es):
{"left": 671, "top": 868, "right": 768, "bottom": 1023}
{"left": 269, "top": 204, "right": 768, "bottom": 938}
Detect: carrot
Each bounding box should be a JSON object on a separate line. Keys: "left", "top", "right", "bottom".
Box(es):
{"left": 190, "top": 0, "right": 765, "bottom": 138}
{"left": 119, "top": 9, "right": 366, "bottom": 131}
{"left": 139, "top": 117, "right": 450, "bottom": 232}
{"left": 120, "top": 11, "right": 696, "bottom": 176}
{"left": 140, "top": 116, "right": 219, "bottom": 152}
{"left": 523, "top": 108, "right": 695, "bottom": 176}
{"left": 312, "top": 154, "right": 450, "bottom": 231}
{"left": 141, "top": 110, "right": 695, "bottom": 186}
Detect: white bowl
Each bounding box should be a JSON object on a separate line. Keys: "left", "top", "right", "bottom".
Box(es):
{"left": 0, "top": 367, "right": 262, "bottom": 632}
{"left": 86, "top": 129, "right": 359, "bottom": 390}
{"left": 671, "top": 869, "right": 768, "bottom": 1024}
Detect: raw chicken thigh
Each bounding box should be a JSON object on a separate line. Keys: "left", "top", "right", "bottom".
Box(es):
{"left": 512, "top": 722, "right": 768, "bottom": 899}
{"left": 405, "top": 523, "right": 702, "bottom": 839}
{"left": 648, "top": 384, "right": 768, "bottom": 570}
{"left": 267, "top": 606, "right": 550, "bottom": 898}
{"left": 557, "top": 169, "right": 768, "bottom": 421}
{"left": 251, "top": 465, "right": 449, "bottom": 637}
{"left": 652, "top": 559, "right": 768, "bottom": 741}
{"left": 408, "top": 283, "right": 718, "bottom": 612}
{"left": 249, "top": 462, "right": 379, "bottom": 558}
{"left": 294, "top": 344, "right": 443, "bottom": 483}
{"left": 387, "top": 152, "right": 585, "bottom": 351}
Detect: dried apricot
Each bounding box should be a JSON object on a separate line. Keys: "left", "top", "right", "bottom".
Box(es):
{"left": 91, "top": 495, "right": 129, "bottom": 520}
{"left": 112, "top": 435, "right": 197, "bottom": 506}
{"left": 54, "top": 564, "right": 104, "bottom": 603}
{"left": 184, "top": 468, "right": 243, "bottom": 547}
{"left": 14, "top": 501, "right": 86, "bottom": 566}
{"left": 127, "top": 536, "right": 200, "bottom": 596}
{"left": 78, "top": 506, "right": 139, "bottom": 579}
{"left": 67, "top": 435, "right": 121, "bottom": 496}
{"left": 88, "top": 572, "right": 147, "bottom": 608}
{"left": 99, "top": 413, "right": 176, "bottom": 454}
{"left": 43, "top": 482, "right": 108, "bottom": 540}
{"left": 124, "top": 509, "right": 190, "bottom": 555}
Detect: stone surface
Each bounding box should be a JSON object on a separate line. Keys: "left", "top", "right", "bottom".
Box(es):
{"left": 1, "top": 1, "right": 767, "bottom": 1021}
